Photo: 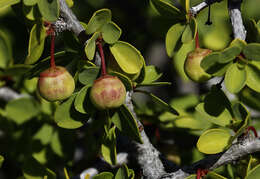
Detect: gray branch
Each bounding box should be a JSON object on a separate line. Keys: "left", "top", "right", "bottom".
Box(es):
{"left": 58, "top": 0, "right": 85, "bottom": 36}
{"left": 189, "top": 0, "right": 222, "bottom": 16}
{"left": 228, "top": 0, "right": 247, "bottom": 40}
{"left": 0, "top": 87, "right": 24, "bottom": 101}
{"left": 125, "top": 91, "right": 166, "bottom": 179}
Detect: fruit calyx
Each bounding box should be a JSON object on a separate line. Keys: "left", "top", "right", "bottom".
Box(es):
{"left": 90, "top": 75, "right": 126, "bottom": 110}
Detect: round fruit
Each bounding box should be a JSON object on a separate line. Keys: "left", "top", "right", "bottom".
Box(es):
{"left": 90, "top": 75, "right": 126, "bottom": 110}
{"left": 37, "top": 66, "right": 75, "bottom": 101}
{"left": 184, "top": 48, "right": 212, "bottom": 83}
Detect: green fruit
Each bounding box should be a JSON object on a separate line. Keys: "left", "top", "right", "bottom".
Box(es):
{"left": 184, "top": 48, "right": 212, "bottom": 83}
{"left": 90, "top": 75, "right": 126, "bottom": 110}
{"left": 37, "top": 66, "right": 75, "bottom": 101}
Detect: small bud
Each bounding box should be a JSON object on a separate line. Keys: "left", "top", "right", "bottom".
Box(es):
{"left": 37, "top": 66, "right": 75, "bottom": 101}
{"left": 90, "top": 75, "right": 126, "bottom": 110}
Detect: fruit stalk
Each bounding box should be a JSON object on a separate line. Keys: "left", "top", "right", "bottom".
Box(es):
{"left": 195, "top": 31, "right": 200, "bottom": 49}
{"left": 97, "top": 38, "right": 107, "bottom": 76}
{"left": 50, "top": 32, "right": 56, "bottom": 69}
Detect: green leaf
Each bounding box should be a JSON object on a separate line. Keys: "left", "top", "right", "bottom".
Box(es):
{"left": 243, "top": 43, "right": 260, "bottom": 61}
{"left": 0, "top": 0, "right": 20, "bottom": 8}
{"left": 23, "top": 157, "right": 56, "bottom": 179}
{"left": 0, "top": 32, "right": 12, "bottom": 68}
{"left": 33, "top": 124, "right": 54, "bottom": 145}
{"left": 85, "top": 9, "right": 112, "bottom": 34}
{"left": 195, "top": 86, "right": 233, "bottom": 127}
{"left": 25, "top": 23, "right": 47, "bottom": 64}
{"left": 246, "top": 164, "right": 260, "bottom": 179}
{"left": 5, "top": 98, "right": 40, "bottom": 125}
{"left": 4, "top": 64, "right": 32, "bottom": 76}
{"left": 224, "top": 63, "right": 247, "bottom": 93}
{"left": 78, "top": 66, "right": 100, "bottom": 85}
{"left": 50, "top": 131, "right": 63, "bottom": 157}
{"left": 165, "top": 23, "right": 185, "bottom": 57}
{"left": 0, "top": 155, "right": 4, "bottom": 168}
{"left": 240, "top": 87, "right": 260, "bottom": 111}
{"left": 150, "top": 0, "right": 182, "bottom": 17}
{"left": 184, "top": 174, "right": 196, "bottom": 179}
{"left": 112, "top": 105, "right": 142, "bottom": 143}
{"left": 201, "top": 52, "right": 231, "bottom": 76}
{"left": 37, "top": 0, "right": 59, "bottom": 22}
{"left": 232, "top": 102, "right": 249, "bottom": 122}
{"left": 93, "top": 172, "right": 114, "bottom": 179}
{"left": 115, "top": 164, "right": 129, "bottom": 179}
{"left": 172, "top": 40, "right": 195, "bottom": 80}
{"left": 181, "top": 17, "right": 197, "bottom": 43}
{"left": 137, "top": 90, "right": 179, "bottom": 115}
{"left": 85, "top": 32, "right": 100, "bottom": 60}
{"left": 179, "top": 0, "right": 190, "bottom": 13}
{"left": 246, "top": 62, "right": 260, "bottom": 92}
{"left": 74, "top": 85, "right": 91, "bottom": 114}
{"left": 230, "top": 103, "right": 250, "bottom": 142}
{"left": 141, "top": 65, "right": 162, "bottom": 84}
{"left": 54, "top": 94, "right": 85, "bottom": 129}
{"left": 197, "top": 128, "right": 231, "bottom": 154}
{"left": 109, "top": 41, "right": 144, "bottom": 74}
{"left": 101, "top": 21, "right": 121, "bottom": 44}
{"left": 24, "top": 0, "right": 38, "bottom": 6}
{"left": 218, "top": 38, "right": 246, "bottom": 64}
{"left": 101, "top": 127, "right": 117, "bottom": 165}
{"left": 173, "top": 115, "right": 206, "bottom": 130}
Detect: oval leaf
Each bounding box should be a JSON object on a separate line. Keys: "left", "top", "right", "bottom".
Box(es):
{"left": 101, "top": 21, "right": 121, "bottom": 44}
{"left": 243, "top": 43, "right": 260, "bottom": 61}
{"left": 181, "top": 17, "right": 197, "bottom": 43}
{"left": 141, "top": 65, "right": 162, "bottom": 84}
{"left": 74, "top": 85, "right": 91, "bottom": 114}
{"left": 246, "top": 62, "right": 260, "bottom": 92}
{"left": 85, "top": 9, "right": 112, "bottom": 35}
{"left": 219, "top": 46, "right": 241, "bottom": 64}
{"left": 78, "top": 66, "right": 100, "bottom": 85}
{"left": 54, "top": 94, "right": 84, "bottom": 129}
{"left": 197, "top": 128, "right": 231, "bottom": 154}
{"left": 224, "top": 63, "right": 247, "bottom": 93}
{"left": 172, "top": 40, "right": 195, "bottom": 80}
{"left": 37, "top": 0, "right": 59, "bottom": 22}
{"left": 112, "top": 105, "right": 142, "bottom": 143}
{"left": 109, "top": 41, "right": 144, "bottom": 74}
{"left": 25, "top": 23, "right": 47, "bottom": 64}
{"left": 85, "top": 32, "right": 100, "bottom": 60}
{"left": 5, "top": 98, "right": 40, "bottom": 125}
{"left": 115, "top": 165, "right": 129, "bottom": 179}
{"left": 101, "top": 127, "right": 117, "bottom": 165}
{"left": 165, "top": 23, "right": 185, "bottom": 57}
{"left": 151, "top": 0, "right": 182, "bottom": 17}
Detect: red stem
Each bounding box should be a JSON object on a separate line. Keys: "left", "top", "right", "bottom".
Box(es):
{"left": 247, "top": 126, "right": 258, "bottom": 138}
{"left": 195, "top": 31, "right": 200, "bottom": 49}
{"left": 50, "top": 32, "right": 56, "bottom": 69}
{"left": 97, "top": 39, "right": 107, "bottom": 76}
{"left": 197, "top": 168, "right": 201, "bottom": 179}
